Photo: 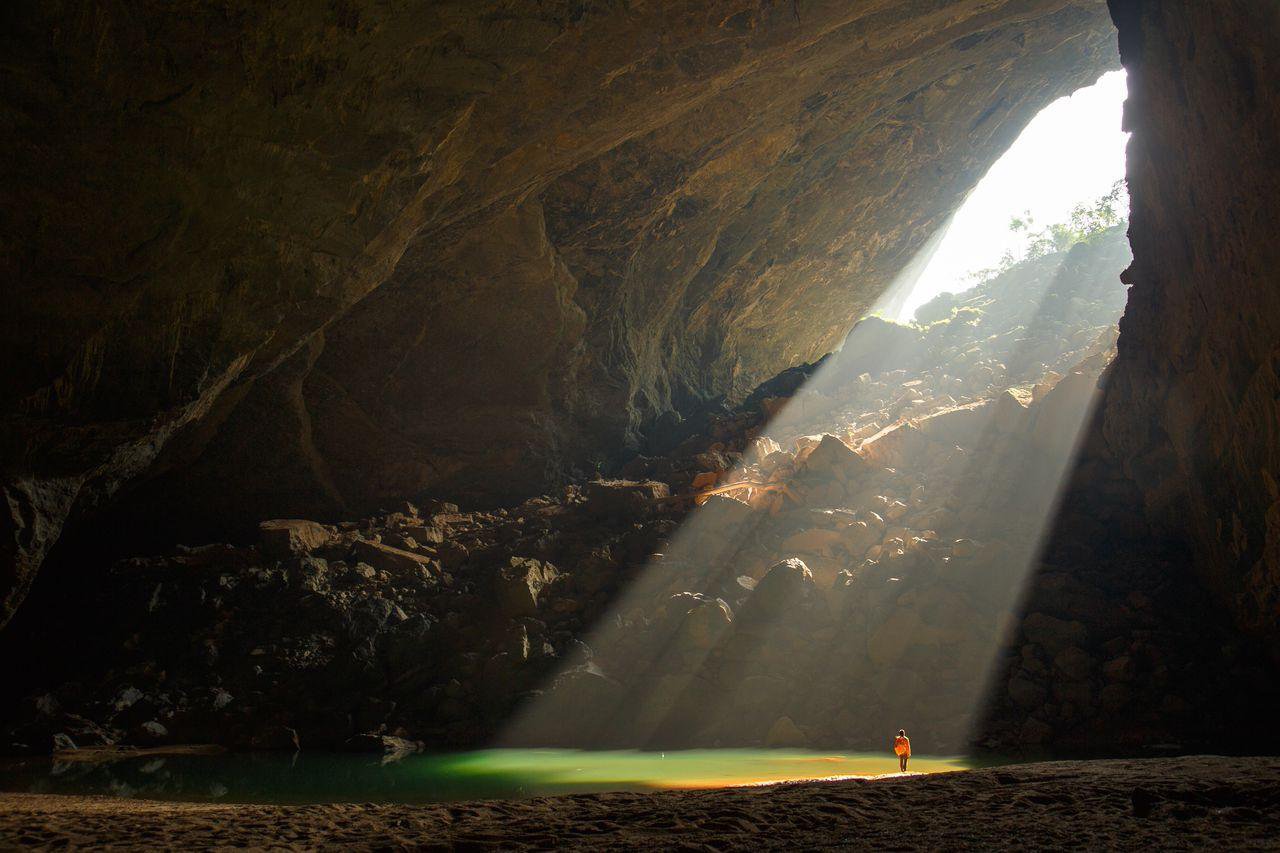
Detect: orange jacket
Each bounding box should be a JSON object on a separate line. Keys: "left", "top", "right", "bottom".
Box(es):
{"left": 894, "top": 736, "right": 911, "bottom": 757}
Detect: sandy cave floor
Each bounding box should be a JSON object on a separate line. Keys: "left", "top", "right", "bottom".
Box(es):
{"left": 1, "top": 756, "right": 1277, "bottom": 850}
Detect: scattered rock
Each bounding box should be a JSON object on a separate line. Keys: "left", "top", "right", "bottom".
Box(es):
{"left": 352, "top": 539, "right": 437, "bottom": 577}
{"left": 1022, "top": 613, "right": 1088, "bottom": 656}
{"left": 765, "top": 715, "right": 809, "bottom": 748}
{"left": 586, "top": 480, "right": 670, "bottom": 520}
{"left": 342, "top": 733, "right": 422, "bottom": 757}
{"left": 497, "top": 558, "right": 559, "bottom": 617}
{"left": 258, "top": 520, "right": 332, "bottom": 560}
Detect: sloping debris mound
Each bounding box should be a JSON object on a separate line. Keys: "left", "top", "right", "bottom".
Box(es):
{"left": 4, "top": 491, "right": 682, "bottom": 753}
{"left": 5, "top": 226, "right": 1274, "bottom": 755}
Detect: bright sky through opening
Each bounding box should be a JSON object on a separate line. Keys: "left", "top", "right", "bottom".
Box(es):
{"left": 896, "top": 70, "right": 1129, "bottom": 322}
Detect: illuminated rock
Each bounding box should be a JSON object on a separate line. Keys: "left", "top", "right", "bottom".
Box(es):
{"left": 738, "top": 558, "right": 820, "bottom": 625}
{"left": 676, "top": 596, "right": 734, "bottom": 651}
{"left": 859, "top": 422, "right": 930, "bottom": 469}
{"left": 352, "top": 539, "right": 437, "bottom": 578}
{"left": 686, "top": 495, "right": 756, "bottom": 565}
{"left": 777, "top": 528, "right": 845, "bottom": 558}
{"left": 765, "top": 715, "right": 809, "bottom": 749}
{"left": 586, "top": 480, "right": 671, "bottom": 520}
{"left": 990, "top": 389, "right": 1031, "bottom": 434}
{"left": 801, "top": 434, "right": 874, "bottom": 483}
{"left": 497, "top": 557, "right": 560, "bottom": 618}
{"left": 840, "top": 521, "right": 881, "bottom": 559}
{"left": 257, "top": 520, "right": 333, "bottom": 560}
{"left": 914, "top": 401, "right": 991, "bottom": 447}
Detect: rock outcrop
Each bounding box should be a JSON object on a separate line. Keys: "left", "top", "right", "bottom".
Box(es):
{"left": 1096, "top": 0, "right": 1280, "bottom": 651}
{"left": 27, "top": 224, "right": 1266, "bottom": 756}
{"left": 0, "top": 1, "right": 1119, "bottom": 625}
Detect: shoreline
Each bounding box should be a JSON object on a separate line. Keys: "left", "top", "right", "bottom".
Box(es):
{"left": 2, "top": 756, "right": 1277, "bottom": 849}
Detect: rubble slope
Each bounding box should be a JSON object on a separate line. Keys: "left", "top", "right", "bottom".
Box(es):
{"left": 0, "top": 1, "right": 1118, "bottom": 625}
{"left": 16, "top": 223, "right": 1275, "bottom": 757}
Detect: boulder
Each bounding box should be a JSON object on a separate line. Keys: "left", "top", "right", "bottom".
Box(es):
{"left": 914, "top": 401, "right": 990, "bottom": 446}
{"left": 840, "top": 520, "right": 881, "bottom": 558}
{"left": 675, "top": 596, "right": 734, "bottom": 650}
{"left": 342, "top": 733, "right": 422, "bottom": 757}
{"left": 793, "top": 434, "right": 827, "bottom": 460}
{"left": 384, "top": 615, "right": 439, "bottom": 684}
{"left": 1029, "top": 369, "right": 1099, "bottom": 454}
{"left": 128, "top": 720, "right": 170, "bottom": 745}
{"left": 884, "top": 500, "right": 909, "bottom": 521}
{"left": 690, "top": 470, "right": 720, "bottom": 491}
{"left": 744, "top": 436, "right": 783, "bottom": 465}
{"left": 867, "top": 608, "right": 934, "bottom": 666}
{"left": 292, "top": 556, "right": 330, "bottom": 593}
{"left": 778, "top": 528, "right": 845, "bottom": 557}
{"left": 509, "top": 663, "right": 623, "bottom": 746}
{"left": 352, "top": 539, "right": 437, "bottom": 577}
{"left": 990, "top": 389, "right": 1030, "bottom": 434}
{"left": 586, "top": 480, "right": 670, "bottom": 519}
{"left": 802, "top": 434, "right": 873, "bottom": 482}
{"left": 1053, "top": 646, "right": 1093, "bottom": 681}
{"left": 765, "top": 715, "right": 809, "bottom": 748}
{"left": 1099, "top": 683, "right": 1133, "bottom": 713}
{"left": 1007, "top": 676, "right": 1048, "bottom": 711}
{"left": 1018, "top": 717, "right": 1053, "bottom": 745}
{"left": 258, "top": 520, "right": 332, "bottom": 560}
{"left": 497, "top": 557, "right": 559, "bottom": 617}
{"left": 687, "top": 495, "right": 757, "bottom": 564}
{"left": 739, "top": 558, "right": 819, "bottom": 624}
{"left": 859, "top": 422, "right": 929, "bottom": 469}
{"left": 400, "top": 524, "right": 445, "bottom": 545}
{"left": 1103, "top": 655, "right": 1135, "bottom": 683}
{"left": 830, "top": 317, "right": 924, "bottom": 376}
{"left": 1022, "top": 612, "right": 1088, "bottom": 655}
{"left": 347, "top": 595, "right": 409, "bottom": 638}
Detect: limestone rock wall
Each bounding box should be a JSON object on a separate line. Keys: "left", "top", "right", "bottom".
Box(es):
{"left": 0, "top": 0, "right": 1117, "bottom": 622}
{"left": 1101, "top": 0, "right": 1280, "bottom": 649}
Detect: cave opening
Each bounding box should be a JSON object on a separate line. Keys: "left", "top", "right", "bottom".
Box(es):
{"left": 889, "top": 69, "right": 1129, "bottom": 323}
{"left": 4, "top": 2, "right": 1280, "bottom": 837}
{"left": 498, "top": 72, "right": 1136, "bottom": 756}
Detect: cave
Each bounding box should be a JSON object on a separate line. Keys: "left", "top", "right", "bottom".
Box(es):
{"left": 1, "top": 0, "right": 1278, "bottom": 847}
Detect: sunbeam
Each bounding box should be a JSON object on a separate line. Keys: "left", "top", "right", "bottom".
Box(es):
{"left": 502, "top": 75, "right": 1132, "bottom": 757}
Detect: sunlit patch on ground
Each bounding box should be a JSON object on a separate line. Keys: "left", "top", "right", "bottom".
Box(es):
{"left": 0, "top": 748, "right": 977, "bottom": 805}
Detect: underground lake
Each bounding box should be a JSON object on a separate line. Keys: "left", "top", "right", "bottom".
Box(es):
{"left": 0, "top": 748, "right": 983, "bottom": 805}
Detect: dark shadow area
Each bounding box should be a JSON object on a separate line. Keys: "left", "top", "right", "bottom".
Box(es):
{"left": 974, "top": 396, "right": 1280, "bottom": 754}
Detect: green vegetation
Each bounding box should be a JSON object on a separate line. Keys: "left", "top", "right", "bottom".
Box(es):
{"left": 967, "top": 180, "right": 1128, "bottom": 285}
{"left": 913, "top": 297, "right": 984, "bottom": 328}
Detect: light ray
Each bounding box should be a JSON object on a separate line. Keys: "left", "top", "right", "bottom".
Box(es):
{"left": 501, "top": 73, "right": 1131, "bottom": 755}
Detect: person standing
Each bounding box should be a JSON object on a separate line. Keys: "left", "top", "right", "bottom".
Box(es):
{"left": 894, "top": 729, "right": 911, "bottom": 772}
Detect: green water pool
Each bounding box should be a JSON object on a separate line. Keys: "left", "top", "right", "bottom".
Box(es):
{"left": 0, "top": 749, "right": 980, "bottom": 804}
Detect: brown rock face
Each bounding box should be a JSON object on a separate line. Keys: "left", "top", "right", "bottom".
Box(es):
{"left": 258, "top": 520, "right": 333, "bottom": 561}
{"left": 1100, "top": 0, "right": 1280, "bottom": 648}
{"left": 0, "top": 1, "right": 1118, "bottom": 623}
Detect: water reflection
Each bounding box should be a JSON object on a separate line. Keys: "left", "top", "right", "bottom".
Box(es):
{"left": 0, "top": 748, "right": 979, "bottom": 804}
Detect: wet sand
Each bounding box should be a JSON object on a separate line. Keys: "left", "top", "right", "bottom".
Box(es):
{"left": 2, "top": 756, "right": 1277, "bottom": 850}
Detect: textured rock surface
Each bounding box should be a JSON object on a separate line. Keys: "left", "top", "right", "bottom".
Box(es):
{"left": 0, "top": 1, "right": 1118, "bottom": 623}
{"left": 1099, "top": 0, "right": 1280, "bottom": 650}
{"left": 8, "top": 230, "right": 1186, "bottom": 755}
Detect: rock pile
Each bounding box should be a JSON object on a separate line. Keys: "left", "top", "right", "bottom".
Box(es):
{"left": 13, "top": 225, "right": 1269, "bottom": 756}
{"left": 4, "top": 490, "right": 683, "bottom": 753}
{"left": 537, "top": 315, "right": 1125, "bottom": 751}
